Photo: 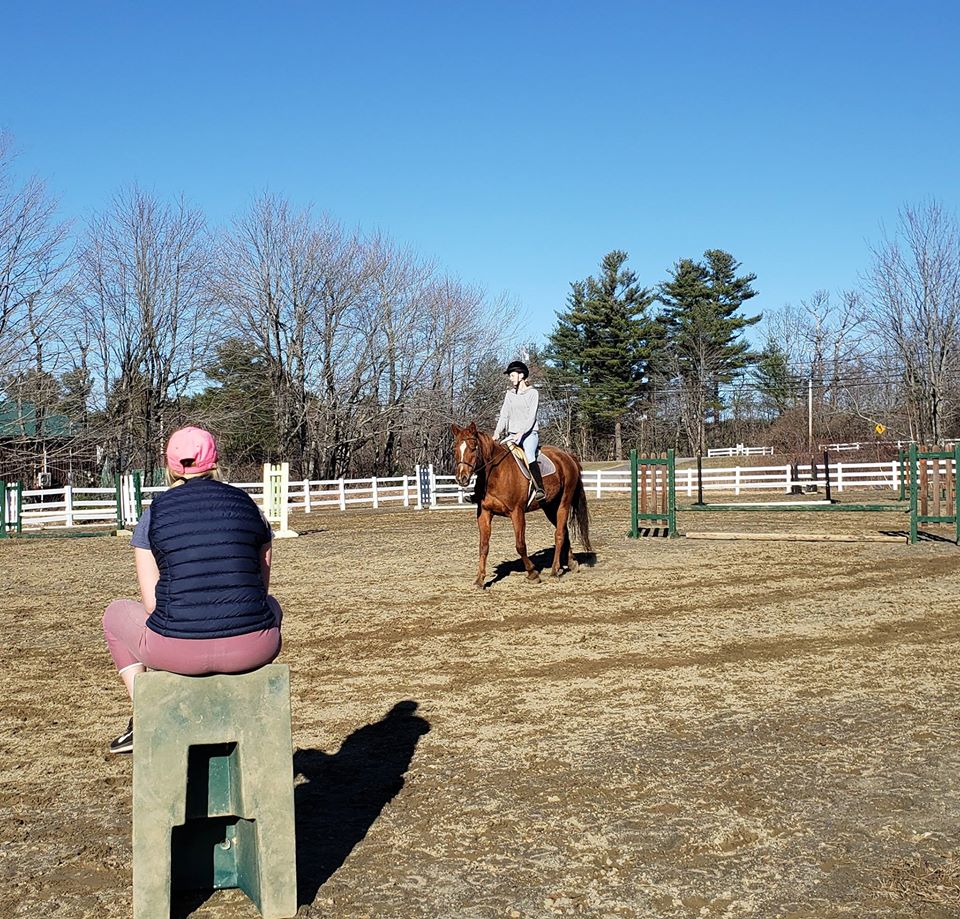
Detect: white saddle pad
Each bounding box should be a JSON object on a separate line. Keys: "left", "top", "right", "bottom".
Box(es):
{"left": 507, "top": 445, "right": 557, "bottom": 479}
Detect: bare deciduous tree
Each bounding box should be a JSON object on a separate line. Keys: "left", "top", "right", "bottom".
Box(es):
{"left": 0, "top": 134, "right": 73, "bottom": 386}
{"left": 79, "top": 186, "right": 213, "bottom": 478}
{"left": 864, "top": 201, "right": 960, "bottom": 443}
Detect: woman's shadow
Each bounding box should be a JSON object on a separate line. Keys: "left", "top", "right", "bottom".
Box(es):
{"left": 293, "top": 700, "right": 431, "bottom": 906}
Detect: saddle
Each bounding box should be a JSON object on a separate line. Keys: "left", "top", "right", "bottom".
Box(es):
{"left": 504, "top": 442, "right": 557, "bottom": 478}
{"left": 504, "top": 443, "right": 558, "bottom": 506}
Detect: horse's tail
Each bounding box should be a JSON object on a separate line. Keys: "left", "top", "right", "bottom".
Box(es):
{"left": 570, "top": 467, "right": 592, "bottom": 552}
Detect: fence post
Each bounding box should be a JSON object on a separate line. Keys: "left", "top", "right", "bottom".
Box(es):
{"left": 65, "top": 485, "right": 74, "bottom": 528}
{"left": 667, "top": 448, "right": 677, "bottom": 538}
{"left": 403, "top": 475, "right": 410, "bottom": 508}
{"left": 897, "top": 450, "right": 906, "bottom": 500}
{"left": 784, "top": 463, "right": 792, "bottom": 494}
{"left": 954, "top": 444, "right": 960, "bottom": 544}
{"left": 414, "top": 465, "right": 423, "bottom": 509}
{"left": 133, "top": 472, "right": 143, "bottom": 520}
{"left": 909, "top": 443, "right": 918, "bottom": 544}
{"left": 836, "top": 462, "right": 844, "bottom": 493}
{"left": 338, "top": 478, "right": 346, "bottom": 511}
{"left": 629, "top": 450, "right": 638, "bottom": 539}
{"left": 115, "top": 474, "right": 123, "bottom": 530}
{"left": 0, "top": 481, "right": 6, "bottom": 538}
{"left": 123, "top": 474, "right": 132, "bottom": 526}
{"left": 429, "top": 464, "right": 438, "bottom": 508}
{"left": 304, "top": 480, "right": 312, "bottom": 515}
{"left": 596, "top": 470, "right": 603, "bottom": 498}
{"left": 734, "top": 466, "right": 741, "bottom": 496}
{"left": 686, "top": 466, "right": 693, "bottom": 497}
{"left": 11, "top": 483, "right": 21, "bottom": 535}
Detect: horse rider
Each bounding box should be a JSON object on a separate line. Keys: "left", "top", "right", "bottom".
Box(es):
{"left": 493, "top": 360, "right": 546, "bottom": 503}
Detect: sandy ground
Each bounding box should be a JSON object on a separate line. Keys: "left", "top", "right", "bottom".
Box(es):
{"left": 2, "top": 496, "right": 960, "bottom": 918}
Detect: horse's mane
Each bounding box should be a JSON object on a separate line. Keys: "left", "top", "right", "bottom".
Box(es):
{"left": 474, "top": 429, "right": 499, "bottom": 460}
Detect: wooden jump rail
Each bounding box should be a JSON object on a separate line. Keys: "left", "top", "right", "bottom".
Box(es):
{"left": 628, "top": 449, "right": 677, "bottom": 538}
{"left": 909, "top": 442, "right": 960, "bottom": 544}
{"left": 627, "top": 445, "right": 960, "bottom": 545}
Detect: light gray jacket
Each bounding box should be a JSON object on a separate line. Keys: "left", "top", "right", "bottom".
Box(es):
{"left": 493, "top": 387, "right": 540, "bottom": 441}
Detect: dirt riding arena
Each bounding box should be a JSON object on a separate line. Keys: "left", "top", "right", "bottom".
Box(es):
{"left": 4, "top": 498, "right": 960, "bottom": 918}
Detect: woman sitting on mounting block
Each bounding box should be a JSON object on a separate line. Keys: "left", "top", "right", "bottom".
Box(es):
{"left": 493, "top": 360, "right": 546, "bottom": 503}
{"left": 101, "top": 426, "right": 283, "bottom": 755}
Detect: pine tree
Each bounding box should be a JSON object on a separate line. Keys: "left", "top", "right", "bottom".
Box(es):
{"left": 658, "top": 250, "right": 760, "bottom": 454}
{"left": 754, "top": 341, "right": 798, "bottom": 418}
{"left": 546, "top": 251, "right": 656, "bottom": 459}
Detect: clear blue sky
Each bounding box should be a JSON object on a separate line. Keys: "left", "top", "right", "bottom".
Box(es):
{"left": 3, "top": 1, "right": 958, "bottom": 345}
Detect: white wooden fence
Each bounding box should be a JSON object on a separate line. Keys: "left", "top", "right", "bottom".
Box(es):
{"left": 818, "top": 440, "right": 916, "bottom": 452}
{"left": 706, "top": 444, "right": 774, "bottom": 457}
{"left": 2, "top": 458, "right": 943, "bottom": 533}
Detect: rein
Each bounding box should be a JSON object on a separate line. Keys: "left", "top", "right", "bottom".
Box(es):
{"left": 458, "top": 433, "right": 510, "bottom": 482}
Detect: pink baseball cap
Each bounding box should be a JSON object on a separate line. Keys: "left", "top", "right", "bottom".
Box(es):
{"left": 165, "top": 426, "right": 219, "bottom": 475}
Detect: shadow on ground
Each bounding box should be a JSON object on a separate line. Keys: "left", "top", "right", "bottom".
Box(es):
{"left": 167, "top": 701, "right": 430, "bottom": 918}
{"left": 880, "top": 528, "right": 958, "bottom": 543}
{"left": 486, "top": 548, "right": 598, "bottom": 587}
{"left": 293, "top": 700, "right": 431, "bottom": 907}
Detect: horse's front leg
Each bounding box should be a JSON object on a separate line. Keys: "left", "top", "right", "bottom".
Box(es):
{"left": 475, "top": 508, "right": 492, "bottom": 588}
{"left": 512, "top": 508, "right": 540, "bottom": 583}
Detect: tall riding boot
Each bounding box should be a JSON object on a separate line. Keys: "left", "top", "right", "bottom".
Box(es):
{"left": 529, "top": 461, "right": 546, "bottom": 502}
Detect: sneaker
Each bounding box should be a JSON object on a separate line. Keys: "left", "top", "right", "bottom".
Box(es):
{"left": 109, "top": 717, "right": 133, "bottom": 755}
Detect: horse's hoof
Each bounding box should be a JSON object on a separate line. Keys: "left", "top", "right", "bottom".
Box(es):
{"left": 567, "top": 560, "right": 579, "bottom": 573}
{"left": 549, "top": 568, "right": 561, "bottom": 579}
{"left": 473, "top": 579, "right": 485, "bottom": 590}
{"left": 528, "top": 572, "right": 541, "bottom": 583}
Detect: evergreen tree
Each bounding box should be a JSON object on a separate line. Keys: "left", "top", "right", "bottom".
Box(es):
{"left": 658, "top": 250, "right": 760, "bottom": 454}
{"left": 188, "top": 338, "right": 280, "bottom": 471}
{"left": 754, "top": 341, "right": 798, "bottom": 418}
{"left": 546, "top": 251, "right": 656, "bottom": 459}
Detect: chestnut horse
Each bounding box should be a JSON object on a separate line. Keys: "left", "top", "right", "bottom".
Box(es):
{"left": 451, "top": 422, "right": 592, "bottom": 588}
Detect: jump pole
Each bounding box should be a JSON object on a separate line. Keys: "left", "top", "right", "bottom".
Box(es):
{"left": 628, "top": 449, "right": 676, "bottom": 538}
{"left": 263, "top": 463, "right": 299, "bottom": 538}
{"left": 822, "top": 451, "right": 834, "bottom": 503}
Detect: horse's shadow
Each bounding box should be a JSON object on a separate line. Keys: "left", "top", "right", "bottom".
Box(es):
{"left": 486, "top": 547, "right": 598, "bottom": 587}
{"left": 293, "top": 700, "right": 431, "bottom": 906}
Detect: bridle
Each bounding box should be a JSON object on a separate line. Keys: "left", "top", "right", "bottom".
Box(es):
{"left": 455, "top": 434, "right": 509, "bottom": 483}
{"left": 455, "top": 435, "right": 486, "bottom": 482}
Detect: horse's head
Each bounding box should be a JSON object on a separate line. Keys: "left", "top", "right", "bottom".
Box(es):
{"left": 451, "top": 421, "right": 483, "bottom": 487}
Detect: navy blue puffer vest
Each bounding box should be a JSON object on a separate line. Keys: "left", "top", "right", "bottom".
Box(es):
{"left": 146, "top": 478, "right": 274, "bottom": 640}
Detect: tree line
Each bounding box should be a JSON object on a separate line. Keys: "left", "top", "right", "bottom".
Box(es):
{"left": 535, "top": 201, "right": 960, "bottom": 460}
{"left": 2, "top": 130, "right": 959, "bottom": 485}
{"left": 0, "top": 136, "right": 515, "bottom": 483}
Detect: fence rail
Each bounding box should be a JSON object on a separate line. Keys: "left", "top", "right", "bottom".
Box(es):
{"left": 2, "top": 457, "right": 955, "bottom": 534}
{"left": 706, "top": 444, "right": 774, "bottom": 457}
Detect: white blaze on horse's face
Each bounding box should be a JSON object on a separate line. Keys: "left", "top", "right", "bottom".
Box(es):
{"left": 455, "top": 435, "right": 474, "bottom": 487}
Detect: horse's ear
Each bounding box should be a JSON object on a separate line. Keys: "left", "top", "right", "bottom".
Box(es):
{"left": 467, "top": 421, "right": 478, "bottom": 433}
{"left": 451, "top": 423, "right": 461, "bottom": 436}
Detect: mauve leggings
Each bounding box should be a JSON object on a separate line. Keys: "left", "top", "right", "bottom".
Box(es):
{"left": 102, "top": 597, "right": 282, "bottom": 675}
